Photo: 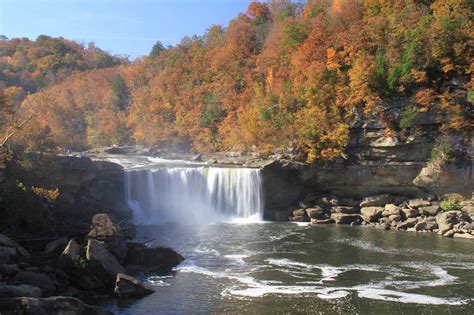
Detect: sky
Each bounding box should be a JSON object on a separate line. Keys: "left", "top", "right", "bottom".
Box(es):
{"left": 0, "top": 0, "right": 253, "bottom": 59}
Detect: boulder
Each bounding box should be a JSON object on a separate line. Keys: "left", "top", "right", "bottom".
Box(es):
{"left": 443, "top": 230, "right": 455, "bottom": 237}
{"left": 292, "top": 209, "right": 306, "bottom": 217}
{"left": 360, "top": 207, "right": 384, "bottom": 222}
{"left": 418, "top": 206, "right": 440, "bottom": 216}
{"left": 57, "top": 239, "right": 80, "bottom": 271}
{"left": 414, "top": 221, "right": 428, "bottom": 231}
{"left": 401, "top": 208, "right": 419, "bottom": 219}
{"left": 86, "top": 239, "right": 126, "bottom": 284}
{"left": 0, "top": 234, "right": 30, "bottom": 260}
{"left": 0, "top": 284, "right": 42, "bottom": 298}
{"left": 436, "top": 211, "right": 471, "bottom": 234}
{"left": 330, "top": 213, "right": 362, "bottom": 225}
{"left": 388, "top": 214, "right": 402, "bottom": 222}
{"left": 382, "top": 204, "right": 400, "bottom": 217}
{"left": 305, "top": 207, "right": 326, "bottom": 219}
{"left": 360, "top": 194, "right": 393, "bottom": 207}
{"left": 0, "top": 297, "right": 112, "bottom": 315}
{"left": 337, "top": 198, "right": 359, "bottom": 207}
{"left": 86, "top": 214, "right": 127, "bottom": 262}
{"left": 408, "top": 199, "right": 431, "bottom": 208}
{"left": 114, "top": 273, "right": 155, "bottom": 297}
{"left": 331, "top": 206, "right": 358, "bottom": 214}
{"left": 124, "top": 243, "right": 184, "bottom": 273}
{"left": 0, "top": 264, "right": 20, "bottom": 277}
{"left": 13, "top": 272, "right": 56, "bottom": 297}
{"left": 397, "top": 218, "right": 418, "bottom": 230}
{"left": 44, "top": 237, "right": 68, "bottom": 254}
{"left": 0, "top": 246, "right": 16, "bottom": 264}
{"left": 453, "top": 233, "right": 474, "bottom": 240}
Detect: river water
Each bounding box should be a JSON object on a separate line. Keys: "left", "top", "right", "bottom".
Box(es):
{"left": 103, "top": 222, "right": 474, "bottom": 314}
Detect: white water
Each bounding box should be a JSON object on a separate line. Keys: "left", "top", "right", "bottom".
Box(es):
{"left": 125, "top": 166, "right": 264, "bottom": 224}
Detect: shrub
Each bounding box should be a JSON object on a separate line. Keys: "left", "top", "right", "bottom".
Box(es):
{"left": 440, "top": 198, "right": 460, "bottom": 211}
{"left": 399, "top": 106, "right": 418, "bottom": 129}
{"left": 429, "top": 142, "right": 452, "bottom": 166}
{"left": 31, "top": 186, "right": 60, "bottom": 202}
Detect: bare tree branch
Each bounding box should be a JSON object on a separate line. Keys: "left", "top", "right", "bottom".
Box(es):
{"left": 1, "top": 113, "right": 37, "bottom": 147}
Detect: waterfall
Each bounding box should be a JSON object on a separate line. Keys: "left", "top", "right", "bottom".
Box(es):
{"left": 125, "top": 166, "right": 264, "bottom": 224}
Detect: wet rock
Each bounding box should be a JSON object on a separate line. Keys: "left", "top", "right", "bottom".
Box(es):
{"left": 382, "top": 204, "right": 400, "bottom": 217}
{"left": 331, "top": 206, "right": 358, "bottom": 214}
{"left": 436, "top": 211, "right": 471, "bottom": 234}
{"left": 86, "top": 239, "right": 126, "bottom": 284}
{"left": 453, "top": 233, "right": 474, "bottom": 240}
{"left": 114, "top": 273, "right": 155, "bottom": 297}
{"left": 0, "top": 284, "right": 42, "bottom": 298}
{"left": 44, "top": 237, "right": 68, "bottom": 254}
{"left": 13, "top": 272, "right": 56, "bottom": 297}
{"left": 397, "top": 218, "right": 418, "bottom": 230}
{"left": 0, "top": 264, "right": 20, "bottom": 277}
{"left": 360, "top": 194, "right": 393, "bottom": 207}
{"left": 86, "top": 214, "right": 127, "bottom": 262}
{"left": 0, "top": 296, "right": 112, "bottom": 315}
{"left": 57, "top": 239, "right": 80, "bottom": 271}
{"left": 418, "top": 205, "right": 440, "bottom": 216}
{"left": 401, "top": 208, "right": 419, "bottom": 219}
{"left": 305, "top": 207, "right": 326, "bottom": 219}
{"left": 443, "top": 230, "right": 455, "bottom": 237}
{"left": 360, "top": 207, "right": 384, "bottom": 222}
{"left": 375, "top": 223, "right": 390, "bottom": 230}
{"left": 414, "top": 221, "right": 428, "bottom": 231}
{"left": 290, "top": 216, "right": 307, "bottom": 222}
{"left": 310, "top": 218, "right": 335, "bottom": 224}
{"left": 330, "top": 213, "right": 362, "bottom": 225}
{"left": 408, "top": 199, "right": 431, "bottom": 208}
{"left": 124, "top": 243, "right": 184, "bottom": 273}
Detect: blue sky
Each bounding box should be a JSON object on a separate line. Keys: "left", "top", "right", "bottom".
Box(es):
{"left": 0, "top": 0, "right": 253, "bottom": 59}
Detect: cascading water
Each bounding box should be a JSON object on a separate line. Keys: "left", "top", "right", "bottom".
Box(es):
{"left": 125, "top": 166, "right": 264, "bottom": 224}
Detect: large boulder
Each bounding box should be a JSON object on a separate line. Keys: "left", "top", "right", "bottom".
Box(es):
{"left": 397, "top": 218, "right": 418, "bottom": 230}
{"left": 86, "top": 239, "right": 126, "bottom": 284}
{"left": 57, "top": 239, "right": 80, "bottom": 271}
{"left": 418, "top": 205, "right": 440, "bottom": 216}
{"left": 0, "top": 264, "right": 20, "bottom": 277}
{"left": 382, "top": 204, "right": 400, "bottom": 217}
{"left": 124, "top": 243, "right": 184, "bottom": 273}
{"left": 0, "top": 284, "right": 42, "bottom": 298}
{"left": 0, "top": 234, "right": 30, "bottom": 261}
{"left": 330, "top": 213, "right": 362, "bottom": 225}
{"left": 13, "top": 272, "right": 56, "bottom": 297}
{"left": 114, "top": 273, "right": 155, "bottom": 297}
{"left": 360, "top": 194, "right": 393, "bottom": 207}
{"left": 401, "top": 208, "right": 420, "bottom": 219}
{"left": 0, "top": 297, "right": 112, "bottom": 315}
{"left": 0, "top": 246, "right": 16, "bottom": 264}
{"left": 86, "top": 214, "right": 127, "bottom": 262}
{"left": 360, "top": 207, "right": 384, "bottom": 222}
{"left": 436, "top": 211, "right": 471, "bottom": 234}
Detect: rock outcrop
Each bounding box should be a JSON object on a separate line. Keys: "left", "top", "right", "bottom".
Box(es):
{"left": 114, "top": 273, "right": 155, "bottom": 297}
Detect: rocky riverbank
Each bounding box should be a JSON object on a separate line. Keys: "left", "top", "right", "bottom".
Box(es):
{"left": 0, "top": 214, "right": 184, "bottom": 314}
{"left": 286, "top": 192, "right": 474, "bottom": 240}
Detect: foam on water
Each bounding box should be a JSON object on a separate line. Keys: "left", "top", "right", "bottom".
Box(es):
{"left": 176, "top": 256, "right": 470, "bottom": 305}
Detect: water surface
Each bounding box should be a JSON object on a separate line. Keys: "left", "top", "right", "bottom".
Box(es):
{"left": 103, "top": 223, "right": 474, "bottom": 314}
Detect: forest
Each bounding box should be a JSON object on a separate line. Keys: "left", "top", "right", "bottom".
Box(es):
{"left": 1, "top": 0, "right": 472, "bottom": 163}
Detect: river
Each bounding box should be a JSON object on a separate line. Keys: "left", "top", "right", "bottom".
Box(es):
{"left": 96, "top": 156, "right": 474, "bottom": 314}
{"left": 101, "top": 222, "right": 474, "bottom": 314}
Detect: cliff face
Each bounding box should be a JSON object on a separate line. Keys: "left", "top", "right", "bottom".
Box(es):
{"left": 1, "top": 154, "right": 133, "bottom": 236}
{"left": 261, "top": 102, "right": 473, "bottom": 219}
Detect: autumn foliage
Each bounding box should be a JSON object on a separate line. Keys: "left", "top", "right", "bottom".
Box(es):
{"left": 1, "top": 0, "right": 472, "bottom": 162}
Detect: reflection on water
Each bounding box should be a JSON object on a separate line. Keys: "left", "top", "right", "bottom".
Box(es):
{"left": 103, "top": 223, "right": 474, "bottom": 314}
